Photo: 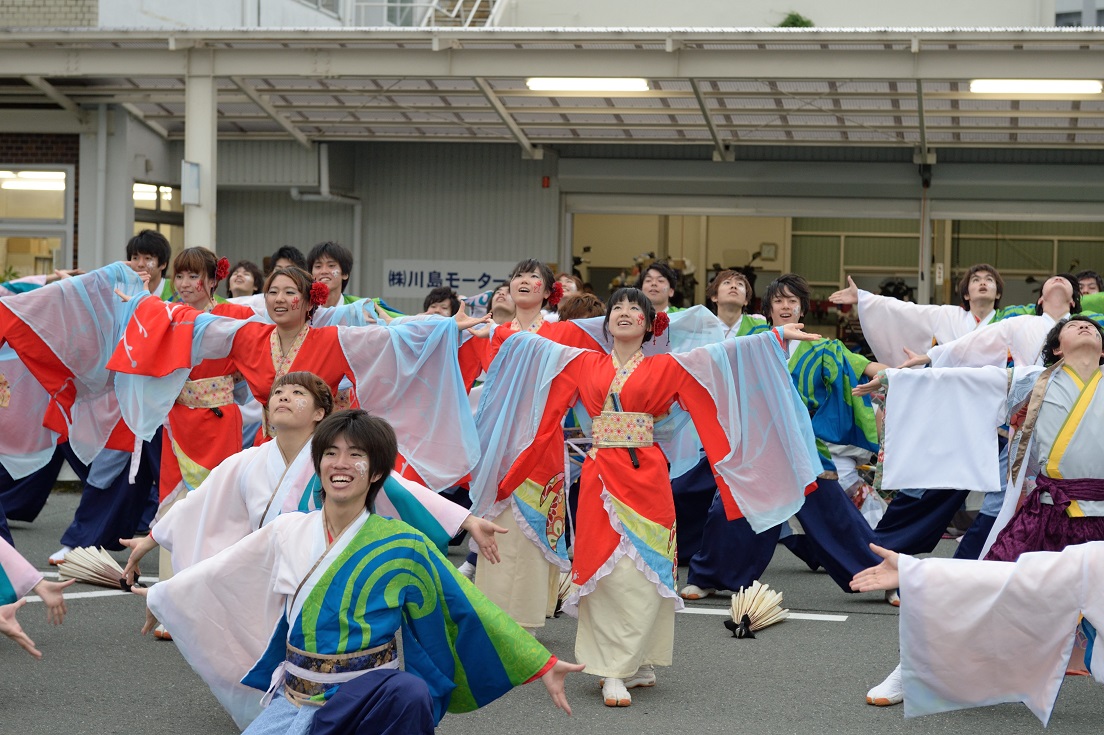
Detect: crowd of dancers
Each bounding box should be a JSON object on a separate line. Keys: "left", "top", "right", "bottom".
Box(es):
{"left": 0, "top": 230, "right": 1101, "bottom": 731}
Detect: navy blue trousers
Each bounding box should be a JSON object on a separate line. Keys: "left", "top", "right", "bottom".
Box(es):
{"left": 60, "top": 434, "right": 161, "bottom": 551}
{"left": 686, "top": 477, "right": 881, "bottom": 593}
{"left": 873, "top": 489, "right": 969, "bottom": 555}
{"left": 310, "top": 669, "right": 434, "bottom": 735}
{"left": 671, "top": 455, "right": 716, "bottom": 563}
{"left": 0, "top": 498, "right": 12, "bottom": 547}
{"left": 0, "top": 442, "right": 90, "bottom": 523}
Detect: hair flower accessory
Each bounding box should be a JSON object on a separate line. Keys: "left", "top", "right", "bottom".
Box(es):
{"left": 310, "top": 282, "right": 329, "bottom": 308}
{"left": 214, "top": 257, "right": 230, "bottom": 281}
{"left": 652, "top": 311, "right": 670, "bottom": 337}
{"left": 547, "top": 281, "right": 564, "bottom": 308}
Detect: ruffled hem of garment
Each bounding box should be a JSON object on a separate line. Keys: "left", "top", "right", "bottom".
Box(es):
{"left": 561, "top": 481, "right": 683, "bottom": 618}
{"left": 468, "top": 496, "right": 571, "bottom": 572}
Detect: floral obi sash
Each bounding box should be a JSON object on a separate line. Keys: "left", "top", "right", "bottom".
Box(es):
{"left": 176, "top": 375, "right": 235, "bottom": 409}
{"left": 282, "top": 638, "right": 399, "bottom": 707}
{"left": 591, "top": 411, "right": 653, "bottom": 450}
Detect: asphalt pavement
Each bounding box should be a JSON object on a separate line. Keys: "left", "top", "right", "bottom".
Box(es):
{"left": 3, "top": 490, "right": 1097, "bottom": 734}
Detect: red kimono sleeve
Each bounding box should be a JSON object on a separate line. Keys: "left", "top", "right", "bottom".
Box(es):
{"left": 0, "top": 302, "right": 78, "bottom": 437}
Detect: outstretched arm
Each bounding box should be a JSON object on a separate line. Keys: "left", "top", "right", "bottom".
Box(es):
{"left": 0, "top": 600, "right": 41, "bottom": 658}
{"left": 850, "top": 544, "right": 900, "bottom": 592}
{"left": 541, "top": 659, "right": 587, "bottom": 715}
{"left": 827, "top": 275, "right": 859, "bottom": 306}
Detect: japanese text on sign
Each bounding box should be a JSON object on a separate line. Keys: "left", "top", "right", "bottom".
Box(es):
{"left": 382, "top": 260, "right": 518, "bottom": 300}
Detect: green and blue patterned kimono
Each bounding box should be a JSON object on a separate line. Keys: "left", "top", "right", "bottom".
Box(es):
{"left": 748, "top": 327, "right": 878, "bottom": 471}
{"left": 148, "top": 509, "right": 552, "bottom": 730}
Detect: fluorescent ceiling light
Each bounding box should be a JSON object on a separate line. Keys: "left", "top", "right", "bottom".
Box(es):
{"left": 132, "top": 192, "right": 158, "bottom": 201}
{"left": 969, "top": 79, "right": 1103, "bottom": 95}
{"left": 2, "top": 180, "right": 66, "bottom": 191}
{"left": 16, "top": 170, "right": 66, "bottom": 180}
{"left": 0, "top": 171, "right": 15, "bottom": 179}
{"left": 526, "top": 77, "right": 650, "bottom": 92}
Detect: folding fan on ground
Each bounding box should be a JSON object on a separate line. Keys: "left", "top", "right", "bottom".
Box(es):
{"left": 724, "top": 580, "right": 788, "bottom": 639}
{"left": 57, "top": 546, "right": 129, "bottom": 590}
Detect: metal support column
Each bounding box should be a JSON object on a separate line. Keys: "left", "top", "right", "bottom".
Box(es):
{"left": 184, "top": 49, "right": 218, "bottom": 250}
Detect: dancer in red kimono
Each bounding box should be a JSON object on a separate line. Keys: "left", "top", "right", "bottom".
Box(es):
{"left": 472, "top": 287, "right": 822, "bottom": 707}
{"left": 108, "top": 266, "right": 485, "bottom": 494}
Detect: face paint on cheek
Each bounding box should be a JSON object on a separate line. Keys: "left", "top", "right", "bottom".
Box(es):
{"left": 353, "top": 461, "right": 369, "bottom": 478}
{"left": 637, "top": 314, "right": 646, "bottom": 325}
{"left": 290, "top": 296, "right": 301, "bottom": 310}
{"left": 293, "top": 398, "right": 308, "bottom": 411}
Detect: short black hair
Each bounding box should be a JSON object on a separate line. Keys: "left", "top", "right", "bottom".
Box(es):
{"left": 957, "top": 264, "right": 1004, "bottom": 311}
{"left": 1035, "top": 274, "right": 1082, "bottom": 316}
{"left": 311, "top": 410, "right": 397, "bottom": 509}
{"left": 423, "top": 286, "right": 460, "bottom": 315}
{"left": 1075, "top": 270, "right": 1103, "bottom": 292}
{"left": 307, "top": 241, "right": 354, "bottom": 293}
{"left": 1042, "top": 315, "right": 1104, "bottom": 366}
{"left": 602, "top": 287, "right": 657, "bottom": 342}
{"left": 634, "top": 260, "right": 679, "bottom": 292}
{"left": 269, "top": 246, "right": 307, "bottom": 273}
{"left": 126, "top": 230, "right": 171, "bottom": 275}
{"left": 763, "top": 274, "right": 811, "bottom": 326}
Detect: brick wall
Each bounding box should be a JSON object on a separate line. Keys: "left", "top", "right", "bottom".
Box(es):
{"left": 0, "top": 134, "right": 81, "bottom": 266}
{"left": 0, "top": 0, "right": 98, "bottom": 27}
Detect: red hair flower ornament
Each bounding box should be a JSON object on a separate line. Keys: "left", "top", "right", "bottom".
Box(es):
{"left": 652, "top": 311, "right": 670, "bottom": 337}
{"left": 547, "top": 281, "right": 564, "bottom": 308}
{"left": 310, "top": 282, "right": 329, "bottom": 308}
{"left": 214, "top": 257, "right": 230, "bottom": 282}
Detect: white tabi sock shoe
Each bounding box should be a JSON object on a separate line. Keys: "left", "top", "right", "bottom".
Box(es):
{"left": 457, "top": 561, "right": 476, "bottom": 581}
{"left": 623, "top": 665, "right": 656, "bottom": 689}
{"left": 602, "top": 677, "right": 632, "bottom": 707}
{"left": 679, "top": 584, "right": 716, "bottom": 600}
{"left": 866, "top": 663, "right": 903, "bottom": 706}
{"left": 48, "top": 546, "right": 72, "bottom": 566}
{"left": 885, "top": 589, "right": 900, "bottom": 607}
{"left": 153, "top": 624, "right": 173, "bottom": 641}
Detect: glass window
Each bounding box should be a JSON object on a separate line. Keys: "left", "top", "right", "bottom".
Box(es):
{"left": 133, "top": 183, "right": 182, "bottom": 213}
{"left": 0, "top": 235, "right": 62, "bottom": 279}
{"left": 0, "top": 170, "right": 66, "bottom": 221}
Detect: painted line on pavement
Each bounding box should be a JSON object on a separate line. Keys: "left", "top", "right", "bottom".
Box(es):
{"left": 679, "top": 607, "right": 847, "bottom": 622}
{"left": 26, "top": 573, "right": 161, "bottom": 602}
{"left": 26, "top": 589, "right": 138, "bottom": 602}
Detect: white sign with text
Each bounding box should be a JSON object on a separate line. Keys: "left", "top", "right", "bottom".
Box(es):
{"left": 381, "top": 259, "right": 518, "bottom": 299}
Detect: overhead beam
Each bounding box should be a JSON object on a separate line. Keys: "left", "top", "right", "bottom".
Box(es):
{"left": 690, "top": 79, "right": 732, "bottom": 162}
{"left": 142, "top": 116, "right": 1101, "bottom": 135}
{"left": 915, "top": 79, "right": 932, "bottom": 165}
{"left": 81, "top": 100, "right": 1104, "bottom": 121}
{"left": 163, "top": 131, "right": 1104, "bottom": 150}
{"left": 0, "top": 109, "right": 96, "bottom": 133}
{"left": 121, "top": 102, "right": 170, "bottom": 139}
{"left": 231, "top": 76, "right": 312, "bottom": 149}
{"left": 23, "top": 75, "right": 86, "bottom": 121}
{"left": 3, "top": 46, "right": 1104, "bottom": 81}
{"left": 474, "top": 77, "right": 540, "bottom": 159}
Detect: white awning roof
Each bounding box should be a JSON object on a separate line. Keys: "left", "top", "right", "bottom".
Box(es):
{"left": 2, "top": 28, "right": 1102, "bottom": 154}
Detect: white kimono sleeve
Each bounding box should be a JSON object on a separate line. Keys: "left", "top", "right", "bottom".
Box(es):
{"left": 880, "top": 366, "right": 1008, "bottom": 493}
{"left": 150, "top": 447, "right": 261, "bottom": 573}
{"left": 147, "top": 514, "right": 303, "bottom": 730}
{"left": 928, "top": 319, "right": 1015, "bottom": 368}
{"left": 899, "top": 543, "right": 1104, "bottom": 725}
{"left": 857, "top": 290, "right": 965, "bottom": 366}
